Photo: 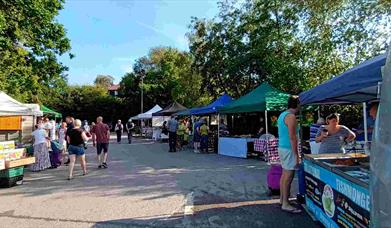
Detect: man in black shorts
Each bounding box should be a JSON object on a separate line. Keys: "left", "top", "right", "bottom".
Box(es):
{"left": 91, "top": 116, "right": 110, "bottom": 168}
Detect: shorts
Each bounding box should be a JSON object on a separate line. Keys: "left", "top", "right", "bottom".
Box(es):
{"left": 68, "top": 145, "right": 85, "bottom": 156}
{"left": 193, "top": 133, "right": 201, "bottom": 143}
{"left": 97, "top": 143, "right": 109, "bottom": 155}
{"left": 278, "top": 148, "right": 297, "bottom": 171}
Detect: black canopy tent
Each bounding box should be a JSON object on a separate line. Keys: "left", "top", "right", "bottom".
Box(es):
{"left": 152, "top": 101, "right": 187, "bottom": 117}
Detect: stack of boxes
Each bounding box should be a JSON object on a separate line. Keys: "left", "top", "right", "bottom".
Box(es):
{"left": 0, "top": 141, "right": 35, "bottom": 187}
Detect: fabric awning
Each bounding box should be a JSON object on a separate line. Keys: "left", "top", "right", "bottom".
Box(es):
{"left": 40, "top": 105, "right": 62, "bottom": 118}
{"left": 137, "top": 105, "right": 162, "bottom": 119}
{"left": 299, "top": 54, "right": 386, "bottom": 105}
{"left": 219, "top": 83, "right": 290, "bottom": 113}
{"left": 152, "top": 101, "right": 187, "bottom": 116}
{"left": 0, "top": 91, "right": 38, "bottom": 116}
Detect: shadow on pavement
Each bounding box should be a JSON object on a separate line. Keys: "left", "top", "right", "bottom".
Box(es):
{"left": 93, "top": 202, "right": 320, "bottom": 228}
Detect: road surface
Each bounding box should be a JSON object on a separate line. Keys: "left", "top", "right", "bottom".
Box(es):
{"left": 0, "top": 137, "right": 319, "bottom": 227}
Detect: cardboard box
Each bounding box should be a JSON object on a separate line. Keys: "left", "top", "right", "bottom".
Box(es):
{"left": 0, "top": 148, "right": 25, "bottom": 161}
{"left": 5, "top": 157, "right": 35, "bottom": 169}
{"left": 0, "top": 141, "right": 15, "bottom": 151}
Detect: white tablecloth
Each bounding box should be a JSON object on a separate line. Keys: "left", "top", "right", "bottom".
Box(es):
{"left": 218, "top": 137, "right": 257, "bottom": 158}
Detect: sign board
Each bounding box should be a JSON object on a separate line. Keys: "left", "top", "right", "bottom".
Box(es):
{"left": 304, "top": 159, "right": 370, "bottom": 228}
{"left": 0, "top": 116, "right": 22, "bottom": 130}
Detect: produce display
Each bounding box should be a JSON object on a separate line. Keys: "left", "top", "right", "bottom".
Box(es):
{"left": 0, "top": 140, "right": 35, "bottom": 187}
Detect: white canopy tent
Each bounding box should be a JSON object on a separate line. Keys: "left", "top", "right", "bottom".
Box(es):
{"left": 24, "top": 104, "right": 43, "bottom": 117}
{"left": 0, "top": 91, "right": 40, "bottom": 116}
{"left": 129, "top": 104, "right": 162, "bottom": 121}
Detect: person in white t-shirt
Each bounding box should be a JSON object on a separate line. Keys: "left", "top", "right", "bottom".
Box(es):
{"left": 31, "top": 125, "right": 51, "bottom": 171}
{"left": 49, "top": 120, "right": 56, "bottom": 141}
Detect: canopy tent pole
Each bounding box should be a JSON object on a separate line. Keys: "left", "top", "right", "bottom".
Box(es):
{"left": 363, "top": 102, "right": 369, "bottom": 153}
{"left": 264, "top": 110, "right": 269, "bottom": 135}
{"left": 217, "top": 114, "right": 220, "bottom": 153}
{"left": 217, "top": 113, "right": 220, "bottom": 139}
{"left": 318, "top": 106, "right": 321, "bottom": 119}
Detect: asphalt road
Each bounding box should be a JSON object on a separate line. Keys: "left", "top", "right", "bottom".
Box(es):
{"left": 0, "top": 137, "right": 320, "bottom": 228}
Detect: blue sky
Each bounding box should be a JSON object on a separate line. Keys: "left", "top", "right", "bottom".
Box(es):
{"left": 58, "top": 0, "right": 219, "bottom": 85}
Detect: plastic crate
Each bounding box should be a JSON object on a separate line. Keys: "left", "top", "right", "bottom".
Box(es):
{"left": 0, "top": 167, "right": 24, "bottom": 178}
{"left": 0, "top": 175, "right": 23, "bottom": 188}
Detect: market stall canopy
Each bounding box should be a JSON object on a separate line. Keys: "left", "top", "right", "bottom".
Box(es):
{"left": 219, "top": 83, "right": 290, "bottom": 113}
{"left": 136, "top": 105, "right": 162, "bottom": 119}
{"left": 175, "top": 109, "right": 191, "bottom": 116}
{"left": 299, "top": 53, "right": 387, "bottom": 105}
{"left": 0, "top": 92, "right": 38, "bottom": 116}
{"left": 152, "top": 101, "right": 187, "bottom": 116}
{"left": 129, "top": 115, "right": 140, "bottom": 121}
{"left": 24, "top": 104, "right": 43, "bottom": 116}
{"left": 40, "top": 105, "right": 62, "bottom": 118}
{"left": 191, "top": 93, "right": 233, "bottom": 115}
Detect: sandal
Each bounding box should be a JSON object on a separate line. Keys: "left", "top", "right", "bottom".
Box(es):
{"left": 281, "top": 207, "right": 302, "bottom": 214}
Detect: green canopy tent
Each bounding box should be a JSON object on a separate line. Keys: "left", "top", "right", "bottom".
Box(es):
{"left": 219, "top": 82, "right": 290, "bottom": 134}
{"left": 40, "top": 105, "right": 62, "bottom": 119}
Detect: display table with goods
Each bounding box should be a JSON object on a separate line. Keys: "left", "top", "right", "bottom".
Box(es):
{"left": 0, "top": 140, "right": 35, "bottom": 188}
{"left": 218, "top": 136, "right": 257, "bottom": 158}
{"left": 303, "top": 153, "right": 370, "bottom": 228}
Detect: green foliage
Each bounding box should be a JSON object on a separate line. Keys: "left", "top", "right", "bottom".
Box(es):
{"left": 94, "top": 75, "right": 115, "bottom": 88}
{"left": 48, "top": 85, "right": 126, "bottom": 125}
{"left": 0, "top": 0, "right": 71, "bottom": 102}
{"left": 120, "top": 47, "right": 206, "bottom": 114}
{"left": 188, "top": 0, "right": 390, "bottom": 97}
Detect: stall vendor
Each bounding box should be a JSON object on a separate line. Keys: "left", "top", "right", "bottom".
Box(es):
{"left": 219, "top": 119, "right": 229, "bottom": 136}
{"left": 315, "top": 113, "right": 356, "bottom": 154}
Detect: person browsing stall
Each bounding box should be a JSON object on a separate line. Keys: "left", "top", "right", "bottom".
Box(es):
{"left": 199, "top": 120, "right": 209, "bottom": 153}
{"left": 315, "top": 113, "right": 356, "bottom": 154}
{"left": 31, "top": 124, "right": 51, "bottom": 172}
{"left": 177, "top": 120, "right": 186, "bottom": 150}
{"left": 277, "top": 95, "right": 301, "bottom": 213}
{"left": 167, "top": 116, "right": 179, "bottom": 152}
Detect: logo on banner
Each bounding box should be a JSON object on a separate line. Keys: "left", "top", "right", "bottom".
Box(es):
{"left": 322, "top": 184, "right": 335, "bottom": 218}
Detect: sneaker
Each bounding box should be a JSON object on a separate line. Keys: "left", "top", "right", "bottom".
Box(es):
{"left": 102, "top": 163, "right": 108, "bottom": 168}
{"left": 98, "top": 165, "right": 102, "bottom": 169}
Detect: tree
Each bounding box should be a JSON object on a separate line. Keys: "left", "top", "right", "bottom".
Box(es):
{"left": 94, "top": 75, "right": 115, "bottom": 88}
{"left": 187, "top": 0, "right": 390, "bottom": 96}
{"left": 0, "top": 0, "right": 71, "bottom": 102}
{"left": 120, "top": 47, "right": 206, "bottom": 114}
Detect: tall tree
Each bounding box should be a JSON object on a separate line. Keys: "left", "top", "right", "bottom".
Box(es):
{"left": 120, "top": 47, "right": 206, "bottom": 113}
{"left": 94, "top": 75, "right": 115, "bottom": 88}
{"left": 0, "top": 0, "right": 71, "bottom": 102}
{"left": 188, "top": 0, "right": 390, "bottom": 96}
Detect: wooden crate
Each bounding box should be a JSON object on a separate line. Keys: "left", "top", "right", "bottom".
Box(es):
{"left": 5, "top": 157, "right": 35, "bottom": 169}
{"left": 0, "top": 116, "right": 22, "bottom": 131}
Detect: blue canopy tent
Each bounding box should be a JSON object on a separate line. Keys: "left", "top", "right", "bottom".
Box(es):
{"left": 191, "top": 93, "right": 233, "bottom": 115}
{"left": 300, "top": 54, "right": 386, "bottom": 105}
{"left": 175, "top": 94, "right": 233, "bottom": 116}
{"left": 299, "top": 53, "right": 387, "bottom": 151}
